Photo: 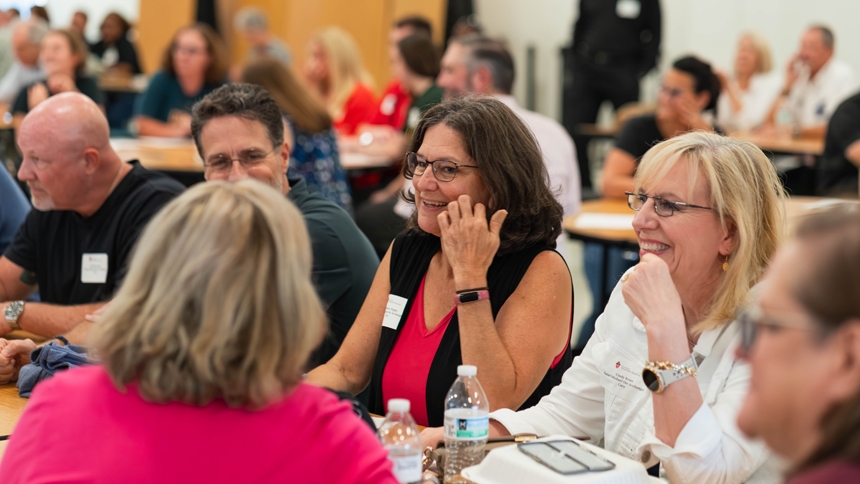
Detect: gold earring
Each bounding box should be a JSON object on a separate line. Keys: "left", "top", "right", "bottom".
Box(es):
{"left": 722, "top": 255, "right": 729, "bottom": 272}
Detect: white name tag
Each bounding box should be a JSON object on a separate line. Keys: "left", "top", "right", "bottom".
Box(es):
{"left": 382, "top": 294, "right": 408, "bottom": 330}
{"left": 616, "top": 0, "right": 641, "bottom": 19}
{"left": 81, "top": 253, "right": 109, "bottom": 284}
{"left": 601, "top": 355, "right": 648, "bottom": 402}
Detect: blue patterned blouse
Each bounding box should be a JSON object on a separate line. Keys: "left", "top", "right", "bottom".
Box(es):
{"left": 284, "top": 116, "right": 353, "bottom": 213}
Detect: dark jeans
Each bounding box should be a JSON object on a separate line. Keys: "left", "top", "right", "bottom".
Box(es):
{"left": 576, "top": 242, "right": 639, "bottom": 348}
{"left": 565, "top": 60, "right": 640, "bottom": 188}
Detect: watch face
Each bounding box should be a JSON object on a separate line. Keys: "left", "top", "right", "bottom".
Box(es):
{"left": 642, "top": 368, "right": 661, "bottom": 392}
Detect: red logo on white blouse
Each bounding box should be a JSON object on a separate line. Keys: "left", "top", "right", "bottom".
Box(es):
{"left": 616, "top": 361, "right": 621, "bottom": 369}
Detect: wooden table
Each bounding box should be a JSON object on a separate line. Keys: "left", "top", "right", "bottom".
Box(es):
{"left": 0, "top": 384, "right": 26, "bottom": 438}
{"left": 99, "top": 74, "right": 148, "bottom": 94}
{"left": 575, "top": 123, "right": 825, "bottom": 157}
{"left": 0, "top": 439, "right": 7, "bottom": 462}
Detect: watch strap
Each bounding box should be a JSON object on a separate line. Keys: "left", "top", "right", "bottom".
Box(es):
{"left": 5, "top": 300, "right": 25, "bottom": 331}
{"left": 643, "top": 356, "right": 698, "bottom": 393}
{"left": 454, "top": 289, "right": 490, "bottom": 305}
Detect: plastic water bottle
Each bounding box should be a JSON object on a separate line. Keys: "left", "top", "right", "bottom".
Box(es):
{"left": 378, "top": 399, "right": 423, "bottom": 484}
{"left": 443, "top": 365, "right": 489, "bottom": 483}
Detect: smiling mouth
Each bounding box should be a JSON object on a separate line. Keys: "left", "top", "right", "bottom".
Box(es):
{"left": 422, "top": 200, "right": 447, "bottom": 208}
{"left": 640, "top": 242, "right": 670, "bottom": 251}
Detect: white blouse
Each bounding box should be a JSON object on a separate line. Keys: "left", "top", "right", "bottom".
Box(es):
{"left": 717, "top": 72, "right": 782, "bottom": 132}
{"left": 490, "top": 277, "right": 781, "bottom": 484}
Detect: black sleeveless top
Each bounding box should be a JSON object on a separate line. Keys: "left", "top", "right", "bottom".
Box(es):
{"left": 368, "top": 231, "right": 574, "bottom": 426}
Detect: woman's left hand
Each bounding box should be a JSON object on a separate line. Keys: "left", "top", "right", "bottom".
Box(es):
{"left": 438, "top": 195, "right": 507, "bottom": 290}
{"left": 46, "top": 74, "right": 78, "bottom": 94}
{"left": 621, "top": 254, "right": 686, "bottom": 339}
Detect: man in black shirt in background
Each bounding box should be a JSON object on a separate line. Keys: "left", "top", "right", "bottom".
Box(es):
{"left": 818, "top": 91, "right": 860, "bottom": 196}
{"left": 564, "top": 0, "right": 661, "bottom": 190}
{"left": 0, "top": 93, "right": 184, "bottom": 339}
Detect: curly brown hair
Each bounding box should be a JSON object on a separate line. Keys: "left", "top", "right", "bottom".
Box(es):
{"left": 402, "top": 95, "right": 563, "bottom": 255}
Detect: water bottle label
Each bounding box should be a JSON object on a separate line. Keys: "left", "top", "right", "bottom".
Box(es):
{"left": 391, "top": 454, "right": 422, "bottom": 483}
{"left": 444, "top": 415, "right": 489, "bottom": 440}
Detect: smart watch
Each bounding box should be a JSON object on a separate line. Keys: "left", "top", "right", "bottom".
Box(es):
{"left": 454, "top": 288, "right": 490, "bottom": 305}
{"left": 642, "top": 356, "right": 698, "bottom": 393}
{"left": 5, "top": 300, "right": 25, "bottom": 331}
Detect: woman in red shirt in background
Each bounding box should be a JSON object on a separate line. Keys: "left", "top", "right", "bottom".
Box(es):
{"left": 303, "top": 26, "right": 377, "bottom": 136}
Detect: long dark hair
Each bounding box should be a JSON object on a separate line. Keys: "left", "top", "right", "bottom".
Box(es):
{"left": 162, "top": 23, "right": 229, "bottom": 85}
{"left": 402, "top": 96, "right": 563, "bottom": 255}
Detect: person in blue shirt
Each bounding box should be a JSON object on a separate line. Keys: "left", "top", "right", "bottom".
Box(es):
{"left": 134, "top": 24, "right": 228, "bottom": 138}
{"left": 0, "top": 166, "right": 29, "bottom": 254}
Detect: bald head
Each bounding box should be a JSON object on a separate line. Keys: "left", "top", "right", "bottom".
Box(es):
{"left": 17, "top": 93, "right": 124, "bottom": 215}
{"left": 22, "top": 93, "right": 111, "bottom": 153}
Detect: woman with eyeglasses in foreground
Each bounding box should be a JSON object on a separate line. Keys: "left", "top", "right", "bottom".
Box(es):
{"left": 736, "top": 206, "right": 860, "bottom": 484}
{"left": 423, "top": 131, "right": 786, "bottom": 483}
{"left": 308, "top": 96, "right": 574, "bottom": 427}
{"left": 0, "top": 180, "right": 398, "bottom": 484}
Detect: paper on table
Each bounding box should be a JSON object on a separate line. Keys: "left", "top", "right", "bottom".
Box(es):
{"left": 573, "top": 213, "right": 635, "bottom": 230}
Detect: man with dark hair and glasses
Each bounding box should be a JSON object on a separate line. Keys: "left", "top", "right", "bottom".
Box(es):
{"left": 191, "top": 83, "right": 379, "bottom": 369}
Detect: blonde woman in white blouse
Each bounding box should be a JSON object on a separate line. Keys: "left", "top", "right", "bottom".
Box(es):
{"left": 716, "top": 33, "right": 782, "bottom": 132}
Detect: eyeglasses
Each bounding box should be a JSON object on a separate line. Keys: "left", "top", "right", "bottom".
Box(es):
{"left": 405, "top": 152, "right": 478, "bottom": 182}
{"left": 737, "top": 305, "right": 817, "bottom": 356}
{"left": 204, "top": 147, "right": 277, "bottom": 173}
{"left": 172, "top": 45, "right": 206, "bottom": 57}
{"left": 625, "top": 192, "right": 713, "bottom": 217}
{"left": 659, "top": 85, "right": 685, "bottom": 98}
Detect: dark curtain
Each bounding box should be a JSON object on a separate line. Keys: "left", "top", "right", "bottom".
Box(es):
{"left": 445, "top": 0, "right": 475, "bottom": 45}
{"left": 196, "top": 0, "right": 219, "bottom": 32}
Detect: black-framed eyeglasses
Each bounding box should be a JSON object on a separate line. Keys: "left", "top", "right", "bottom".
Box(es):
{"left": 404, "top": 152, "right": 478, "bottom": 182}
{"left": 737, "top": 305, "right": 817, "bottom": 356}
{"left": 204, "top": 147, "right": 278, "bottom": 173}
{"left": 625, "top": 191, "right": 713, "bottom": 217}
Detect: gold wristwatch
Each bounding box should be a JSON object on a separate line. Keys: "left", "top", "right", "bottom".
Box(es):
{"left": 642, "top": 357, "right": 698, "bottom": 393}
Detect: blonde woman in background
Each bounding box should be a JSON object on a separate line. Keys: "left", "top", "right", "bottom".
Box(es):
{"left": 0, "top": 180, "right": 398, "bottom": 484}
{"left": 303, "top": 26, "right": 377, "bottom": 136}
{"left": 716, "top": 33, "right": 782, "bottom": 132}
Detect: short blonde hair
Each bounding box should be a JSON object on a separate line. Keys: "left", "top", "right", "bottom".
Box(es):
{"left": 309, "top": 26, "right": 374, "bottom": 120}
{"left": 635, "top": 131, "right": 786, "bottom": 332}
{"left": 91, "top": 180, "right": 326, "bottom": 408}
{"left": 740, "top": 32, "right": 773, "bottom": 74}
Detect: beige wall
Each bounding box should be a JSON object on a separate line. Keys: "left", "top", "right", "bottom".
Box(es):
{"left": 136, "top": 0, "right": 445, "bottom": 89}
{"left": 137, "top": 0, "right": 196, "bottom": 73}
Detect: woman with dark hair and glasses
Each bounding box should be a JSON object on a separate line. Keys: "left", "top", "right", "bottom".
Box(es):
{"left": 423, "top": 131, "right": 786, "bottom": 483}
{"left": 308, "top": 96, "right": 574, "bottom": 427}
{"left": 736, "top": 206, "right": 860, "bottom": 483}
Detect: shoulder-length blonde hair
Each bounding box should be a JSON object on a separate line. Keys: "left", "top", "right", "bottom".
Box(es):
{"left": 309, "top": 26, "right": 374, "bottom": 119}
{"left": 740, "top": 32, "right": 773, "bottom": 74}
{"left": 635, "top": 131, "right": 787, "bottom": 331}
{"left": 91, "top": 180, "right": 326, "bottom": 408}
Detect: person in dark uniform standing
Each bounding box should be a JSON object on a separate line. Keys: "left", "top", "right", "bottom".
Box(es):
{"left": 564, "top": 0, "right": 661, "bottom": 190}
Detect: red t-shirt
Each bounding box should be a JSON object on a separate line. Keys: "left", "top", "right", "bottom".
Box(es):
{"left": 334, "top": 83, "right": 378, "bottom": 136}
{"left": 0, "top": 366, "right": 398, "bottom": 484}
{"left": 370, "top": 80, "right": 412, "bottom": 131}
{"left": 382, "top": 276, "right": 456, "bottom": 426}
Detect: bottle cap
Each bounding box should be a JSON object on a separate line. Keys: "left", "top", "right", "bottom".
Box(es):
{"left": 457, "top": 365, "right": 477, "bottom": 377}
{"left": 388, "top": 398, "right": 410, "bottom": 413}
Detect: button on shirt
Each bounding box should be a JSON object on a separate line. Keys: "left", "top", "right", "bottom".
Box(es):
{"left": 489, "top": 273, "right": 778, "bottom": 484}
{"left": 788, "top": 59, "right": 858, "bottom": 129}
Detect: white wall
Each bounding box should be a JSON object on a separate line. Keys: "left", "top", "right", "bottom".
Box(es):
{"left": 476, "top": 0, "right": 860, "bottom": 120}
{"left": 0, "top": 0, "right": 139, "bottom": 42}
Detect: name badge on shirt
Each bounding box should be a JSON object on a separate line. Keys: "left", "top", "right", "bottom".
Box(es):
{"left": 81, "top": 253, "right": 109, "bottom": 284}
{"left": 616, "top": 0, "right": 641, "bottom": 19}
{"left": 601, "top": 354, "right": 647, "bottom": 402}
{"left": 382, "top": 294, "right": 408, "bottom": 330}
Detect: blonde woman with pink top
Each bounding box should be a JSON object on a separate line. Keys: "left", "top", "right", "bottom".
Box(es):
{"left": 0, "top": 180, "right": 398, "bottom": 484}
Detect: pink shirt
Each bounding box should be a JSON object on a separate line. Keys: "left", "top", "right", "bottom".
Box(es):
{"left": 0, "top": 366, "right": 398, "bottom": 484}
{"left": 382, "top": 276, "right": 456, "bottom": 426}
